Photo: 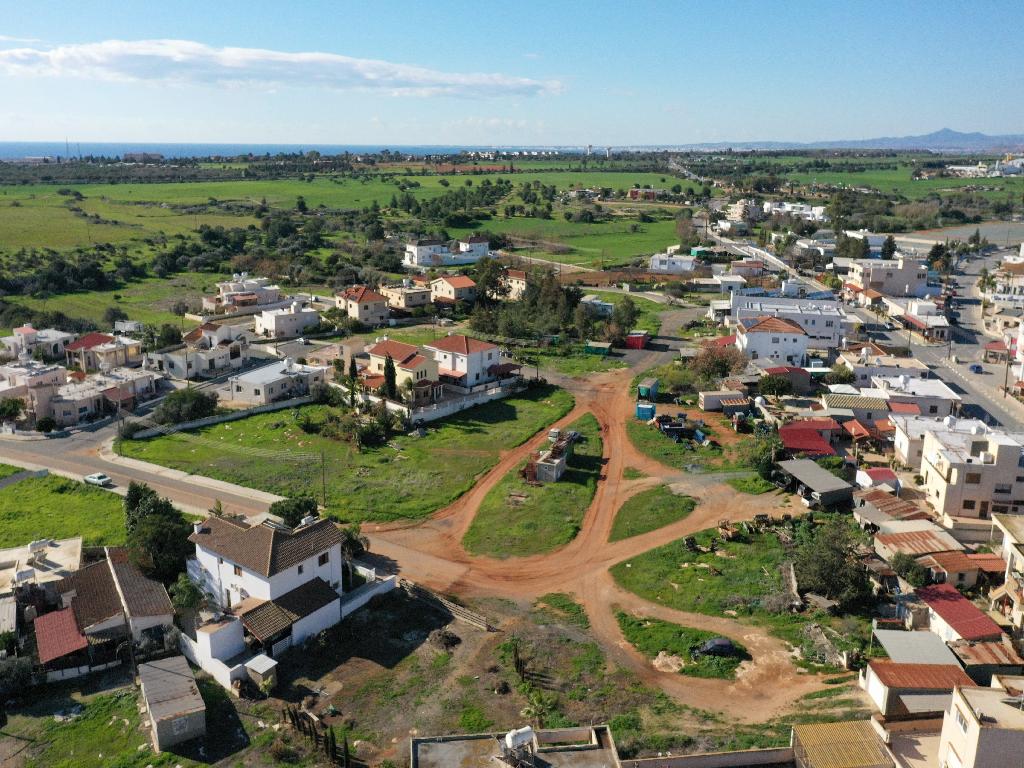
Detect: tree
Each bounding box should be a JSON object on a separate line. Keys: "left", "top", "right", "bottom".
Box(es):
{"left": 339, "top": 523, "right": 370, "bottom": 584}
{"left": 154, "top": 323, "right": 183, "bottom": 349}
{"left": 473, "top": 256, "right": 507, "bottom": 306}
{"left": 347, "top": 356, "right": 359, "bottom": 408}
{"left": 103, "top": 306, "right": 129, "bottom": 326}
{"left": 890, "top": 552, "right": 929, "bottom": 588}
{"left": 124, "top": 481, "right": 176, "bottom": 534}
{"left": 128, "top": 512, "right": 193, "bottom": 584}
{"left": 880, "top": 234, "right": 897, "bottom": 259}
{"left": 736, "top": 430, "right": 782, "bottom": 478}
{"left": 758, "top": 375, "right": 792, "bottom": 397}
{"left": 611, "top": 296, "right": 639, "bottom": 332}
{"left": 169, "top": 572, "right": 207, "bottom": 612}
{"left": 170, "top": 301, "right": 190, "bottom": 331}
{"left": 823, "top": 364, "right": 855, "bottom": 385}
{"left": 0, "top": 398, "right": 25, "bottom": 423}
{"left": 35, "top": 415, "right": 56, "bottom": 433}
{"left": 153, "top": 387, "right": 218, "bottom": 425}
{"left": 794, "top": 517, "right": 870, "bottom": 609}
{"left": 0, "top": 658, "right": 32, "bottom": 700}
{"left": 383, "top": 354, "right": 398, "bottom": 399}
{"left": 209, "top": 498, "right": 225, "bottom": 517}
{"left": 296, "top": 195, "right": 308, "bottom": 213}
{"left": 269, "top": 496, "right": 319, "bottom": 528}
{"left": 520, "top": 690, "right": 558, "bottom": 727}
{"left": 692, "top": 346, "right": 746, "bottom": 383}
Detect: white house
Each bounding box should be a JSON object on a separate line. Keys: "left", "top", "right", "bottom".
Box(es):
{"left": 729, "top": 295, "right": 848, "bottom": 350}
{"left": 734, "top": 316, "right": 808, "bottom": 366}
{"left": 227, "top": 359, "right": 327, "bottom": 405}
{"left": 890, "top": 415, "right": 989, "bottom": 470}
{"left": 202, "top": 274, "right": 283, "bottom": 314}
{"left": 847, "top": 256, "right": 929, "bottom": 297}
{"left": 424, "top": 334, "right": 501, "bottom": 389}
{"left": 869, "top": 375, "right": 961, "bottom": 418}
{"left": 0, "top": 324, "right": 76, "bottom": 360}
{"left": 838, "top": 349, "right": 930, "bottom": 386}
{"left": 146, "top": 322, "right": 250, "bottom": 380}
{"left": 254, "top": 302, "right": 321, "bottom": 339}
{"left": 648, "top": 253, "right": 696, "bottom": 274}
{"left": 403, "top": 237, "right": 490, "bottom": 269}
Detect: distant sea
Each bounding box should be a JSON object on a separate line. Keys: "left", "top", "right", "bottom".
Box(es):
{"left": 0, "top": 142, "right": 579, "bottom": 160}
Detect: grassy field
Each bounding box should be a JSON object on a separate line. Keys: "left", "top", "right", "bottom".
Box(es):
{"left": 726, "top": 475, "right": 776, "bottom": 495}
{"left": 610, "top": 528, "right": 810, "bottom": 646}
{"left": 0, "top": 272, "right": 223, "bottom": 333}
{"left": 533, "top": 592, "right": 591, "bottom": 628}
{"left": 609, "top": 485, "right": 696, "bottom": 542}
{"left": 782, "top": 165, "right": 1024, "bottom": 201}
{"left": 615, "top": 612, "right": 748, "bottom": 679}
{"left": 119, "top": 385, "right": 575, "bottom": 522}
{"left": 589, "top": 290, "right": 665, "bottom": 335}
{"left": 625, "top": 418, "right": 740, "bottom": 472}
{"left": 463, "top": 413, "right": 603, "bottom": 557}
{"left": 0, "top": 473, "right": 126, "bottom": 547}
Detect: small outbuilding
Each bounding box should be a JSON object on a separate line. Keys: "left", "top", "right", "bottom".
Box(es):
{"left": 584, "top": 340, "right": 611, "bottom": 356}
{"left": 637, "top": 377, "right": 659, "bottom": 402}
{"left": 625, "top": 330, "right": 650, "bottom": 349}
{"left": 139, "top": 655, "right": 207, "bottom": 752}
{"left": 776, "top": 459, "right": 854, "bottom": 507}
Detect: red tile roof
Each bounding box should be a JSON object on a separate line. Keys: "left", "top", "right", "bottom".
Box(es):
{"left": 985, "top": 340, "right": 1008, "bottom": 352}
{"left": 702, "top": 334, "right": 736, "bottom": 348}
{"left": 780, "top": 418, "right": 840, "bottom": 433}
{"left": 779, "top": 429, "right": 835, "bottom": 456}
{"left": 965, "top": 553, "right": 1008, "bottom": 573}
{"left": 65, "top": 332, "right": 114, "bottom": 351}
{"left": 506, "top": 269, "right": 527, "bottom": 280}
{"left": 426, "top": 334, "right": 496, "bottom": 355}
{"left": 338, "top": 285, "right": 387, "bottom": 304}
{"left": 843, "top": 282, "right": 864, "bottom": 293}
{"left": 35, "top": 608, "right": 88, "bottom": 664}
{"left": 435, "top": 275, "right": 477, "bottom": 289}
{"left": 844, "top": 419, "right": 872, "bottom": 440}
{"left": 764, "top": 366, "right": 808, "bottom": 375}
{"left": 916, "top": 583, "right": 1004, "bottom": 641}
{"left": 868, "top": 659, "right": 973, "bottom": 690}
{"left": 739, "top": 316, "right": 806, "bottom": 335}
{"left": 864, "top": 467, "right": 899, "bottom": 484}
{"left": 367, "top": 339, "right": 420, "bottom": 364}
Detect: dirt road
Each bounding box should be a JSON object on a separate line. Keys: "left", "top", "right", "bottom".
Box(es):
{"left": 369, "top": 353, "right": 825, "bottom": 722}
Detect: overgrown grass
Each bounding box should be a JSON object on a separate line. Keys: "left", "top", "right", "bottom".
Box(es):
{"left": 622, "top": 466, "right": 646, "bottom": 479}
{"left": 463, "top": 413, "right": 603, "bottom": 557}
{"left": 726, "top": 475, "right": 776, "bottom": 495}
{"left": 616, "top": 612, "right": 748, "bottom": 679}
{"left": 0, "top": 475, "right": 126, "bottom": 547}
{"left": 119, "top": 385, "right": 574, "bottom": 522}
{"left": 533, "top": 593, "right": 591, "bottom": 628}
{"left": 625, "top": 418, "right": 738, "bottom": 472}
{"left": 609, "top": 485, "right": 696, "bottom": 542}
{"left": 589, "top": 291, "right": 665, "bottom": 335}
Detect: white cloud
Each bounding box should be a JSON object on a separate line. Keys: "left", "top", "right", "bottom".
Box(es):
{"left": 0, "top": 39, "right": 562, "bottom": 98}
{"left": 0, "top": 34, "right": 40, "bottom": 43}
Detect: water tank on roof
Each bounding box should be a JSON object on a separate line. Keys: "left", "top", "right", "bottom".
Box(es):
{"left": 754, "top": 396, "right": 766, "bottom": 408}
{"left": 943, "top": 415, "right": 956, "bottom": 428}
{"left": 505, "top": 726, "right": 535, "bottom": 751}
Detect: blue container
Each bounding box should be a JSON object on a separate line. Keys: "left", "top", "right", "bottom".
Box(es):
{"left": 636, "top": 403, "right": 656, "bottom": 420}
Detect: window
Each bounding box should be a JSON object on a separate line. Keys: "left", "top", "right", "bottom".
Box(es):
{"left": 965, "top": 472, "right": 981, "bottom": 485}
{"left": 233, "top": 565, "right": 242, "bottom": 577}
{"left": 297, "top": 564, "right": 304, "bottom": 575}
{"left": 955, "top": 707, "right": 968, "bottom": 734}
{"left": 929, "top": 405, "right": 938, "bottom": 414}
{"left": 957, "top": 572, "right": 966, "bottom": 583}
{"left": 254, "top": 388, "right": 261, "bottom": 396}
{"left": 962, "top": 500, "right": 976, "bottom": 510}
{"left": 318, "top": 552, "right": 329, "bottom": 566}
{"left": 771, "top": 337, "right": 780, "bottom": 344}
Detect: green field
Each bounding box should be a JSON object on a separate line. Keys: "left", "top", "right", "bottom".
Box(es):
{"left": 609, "top": 485, "right": 696, "bottom": 542}
{"left": 615, "top": 612, "right": 748, "bottom": 679}
{"left": 589, "top": 290, "right": 666, "bottom": 335}
{"left": 625, "top": 419, "right": 739, "bottom": 472}
{"left": 118, "top": 386, "right": 575, "bottom": 522}
{"left": 0, "top": 473, "right": 126, "bottom": 547}
{"left": 726, "top": 475, "right": 776, "bottom": 495}
{"left": 782, "top": 165, "right": 1024, "bottom": 201}
{"left": 463, "top": 413, "right": 603, "bottom": 557}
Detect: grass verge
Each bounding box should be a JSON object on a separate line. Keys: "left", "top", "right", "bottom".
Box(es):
{"left": 616, "top": 612, "right": 748, "bottom": 679}
{"left": 609, "top": 485, "right": 696, "bottom": 542}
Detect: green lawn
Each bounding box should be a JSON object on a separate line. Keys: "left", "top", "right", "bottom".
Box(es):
{"left": 119, "top": 386, "right": 575, "bottom": 522}
{"left": 609, "top": 485, "right": 696, "bottom": 542}
{"left": 463, "top": 413, "right": 603, "bottom": 557}
{"left": 610, "top": 528, "right": 810, "bottom": 646}
{"left": 0, "top": 474, "right": 126, "bottom": 547}
{"left": 726, "top": 475, "right": 776, "bottom": 495}
{"left": 783, "top": 165, "right": 1024, "bottom": 201}
{"left": 589, "top": 291, "right": 665, "bottom": 335}
{"left": 615, "top": 612, "right": 748, "bottom": 679}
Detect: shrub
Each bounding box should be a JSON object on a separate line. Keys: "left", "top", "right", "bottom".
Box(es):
{"left": 35, "top": 415, "right": 56, "bottom": 433}
{"left": 153, "top": 387, "right": 218, "bottom": 425}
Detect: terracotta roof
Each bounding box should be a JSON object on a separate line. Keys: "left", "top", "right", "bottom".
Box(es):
{"left": 779, "top": 429, "right": 835, "bottom": 456}
{"left": 425, "top": 334, "right": 497, "bottom": 355}
{"left": 863, "top": 289, "right": 883, "bottom": 299}
{"left": 985, "top": 340, "right": 1008, "bottom": 352}
{"left": 434, "top": 275, "right": 477, "bottom": 289}
{"left": 56, "top": 560, "right": 122, "bottom": 630}
{"left": 189, "top": 516, "right": 343, "bottom": 578}
{"left": 702, "top": 334, "right": 736, "bottom": 348}
{"left": 506, "top": 269, "right": 527, "bottom": 280}
{"left": 764, "top": 366, "right": 808, "bottom": 375}
{"left": 738, "top": 316, "right": 807, "bottom": 335}
{"left": 65, "top": 332, "right": 114, "bottom": 351}
{"left": 916, "top": 583, "right": 1004, "bottom": 641}
{"left": 338, "top": 285, "right": 387, "bottom": 304}
{"left": 868, "top": 659, "right": 973, "bottom": 690}
{"left": 888, "top": 401, "right": 921, "bottom": 415}
{"left": 864, "top": 467, "right": 899, "bottom": 484}
{"left": 844, "top": 419, "right": 872, "bottom": 439}
{"left": 241, "top": 577, "right": 339, "bottom": 643}
{"left": 106, "top": 547, "right": 173, "bottom": 618}
{"left": 966, "top": 553, "right": 1008, "bottom": 573}
{"left": 780, "top": 418, "right": 840, "bottom": 432}
{"left": 875, "top": 530, "right": 962, "bottom": 557}
{"left": 367, "top": 339, "right": 420, "bottom": 364}
{"left": 35, "top": 608, "right": 88, "bottom": 664}
{"left": 917, "top": 551, "right": 978, "bottom": 575}
{"left": 950, "top": 639, "right": 1024, "bottom": 667}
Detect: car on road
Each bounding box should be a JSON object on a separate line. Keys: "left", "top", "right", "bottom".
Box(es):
{"left": 968, "top": 363, "right": 984, "bottom": 374}
{"left": 83, "top": 473, "right": 112, "bottom": 487}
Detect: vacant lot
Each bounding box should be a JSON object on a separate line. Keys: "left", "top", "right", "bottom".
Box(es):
{"left": 625, "top": 418, "right": 740, "bottom": 472}
{"left": 0, "top": 473, "right": 126, "bottom": 547}
{"left": 588, "top": 290, "right": 666, "bottom": 335}
{"left": 609, "top": 485, "right": 696, "bottom": 542}
{"left": 616, "top": 612, "right": 748, "bottom": 679}
{"left": 119, "top": 386, "right": 574, "bottom": 522}
{"left": 463, "top": 413, "right": 603, "bottom": 557}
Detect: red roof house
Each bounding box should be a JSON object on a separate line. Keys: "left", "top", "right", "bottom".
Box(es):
{"left": 35, "top": 607, "right": 88, "bottom": 665}
{"left": 916, "top": 583, "right": 1004, "bottom": 642}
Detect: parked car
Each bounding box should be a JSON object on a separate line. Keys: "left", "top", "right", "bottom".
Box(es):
{"left": 83, "top": 473, "right": 112, "bottom": 487}
{"left": 691, "top": 637, "right": 737, "bottom": 659}
{"left": 968, "top": 363, "right": 984, "bottom": 374}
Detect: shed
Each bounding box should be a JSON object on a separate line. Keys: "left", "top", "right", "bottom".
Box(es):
{"left": 635, "top": 402, "right": 656, "bottom": 421}
{"left": 139, "top": 655, "right": 206, "bottom": 751}
{"left": 245, "top": 653, "right": 278, "bottom": 691}
{"left": 584, "top": 340, "right": 611, "bottom": 356}
{"left": 625, "top": 330, "right": 650, "bottom": 349}
{"left": 637, "top": 377, "right": 659, "bottom": 402}
{"left": 720, "top": 397, "right": 751, "bottom": 417}
{"left": 776, "top": 459, "right": 854, "bottom": 507}
{"left": 698, "top": 389, "right": 744, "bottom": 412}
{"left": 949, "top": 639, "right": 1024, "bottom": 685}
{"left": 791, "top": 720, "right": 893, "bottom": 768}
{"left": 0, "top": 594, "right": 15, "bottom": 636}
{"left": 871, "top": 629, "right": 960, "bottom": 667}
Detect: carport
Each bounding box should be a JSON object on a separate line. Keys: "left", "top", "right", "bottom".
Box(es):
{"left": 777, "top": 459, "right": 854, "bottom": 507}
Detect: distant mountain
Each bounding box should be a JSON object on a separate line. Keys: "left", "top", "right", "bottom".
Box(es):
{"left": 669, "top": 129, "right": 1024, "bottom": 153}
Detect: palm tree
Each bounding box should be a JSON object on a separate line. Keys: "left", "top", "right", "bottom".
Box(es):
{"left": 339, "top": 524, "right": 370, "bottom": 587}
{"left": 520, "top": 690, "right": 558, "bottom": 727}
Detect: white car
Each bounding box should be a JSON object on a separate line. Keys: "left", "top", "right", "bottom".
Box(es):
{"left": 83, "top": 473, "right": 112, "bottom": 487}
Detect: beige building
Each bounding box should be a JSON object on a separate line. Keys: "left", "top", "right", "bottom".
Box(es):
{"left": 990, "top": 516, "right": 1024, "bottom": 643}
{"left": 502, "top": 269, "right": 528, "bottom": 300}
{"left": 847, "top": 256, "right": 929, "bottom": 297}
{"left": 254, "top": 302, "right": 321, "bottom": 339}
{"left": 379, "top": 283, "right": 432, "bottom": 311}
{"left": 65, "top": 333, "right": 144, "bottom": 371}
{"left": 51, "top": 367, "right": 160, "bottom": 427}
{"left": 364, "top": 339, "right": 442, "bottom": 404}
{"left": 139, "top": 655, "right": 207, "bottom": 751}
{"left": 939, "top": 683, "right": 1024, "bottom": 768}
{"left": 336, "top": 285, "right": 389, "bottom": 325}
{"left": 430, "top": 275, "right": 477, "bottom": 303}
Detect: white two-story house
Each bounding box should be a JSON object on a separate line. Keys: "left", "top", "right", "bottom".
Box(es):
{"left": 424, "top": 334, "right": 501, "bottom": 390}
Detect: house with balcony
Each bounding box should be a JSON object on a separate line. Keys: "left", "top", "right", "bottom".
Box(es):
{"left": 0, "top": 358, "right": 68, "bottom": 424}
{"left": 50, "top": 367, "right": 161, "bottom": 426}
{"left": 65, "top": 333, "right": 144, "bottom": 371}
{"left": 734, "top": 316, "right": 808, "bottom": 366}
{"left": 181, "top": 515, "right": 396, "bottom": 691}
{"left": 0, "top": 324, "right": 76, "bottom": 361}
{"left": 364, "top": 338, "right": 443, "bottom": 405}
{"left": 254, "top": 302, "right": 321, "bottom": 339}
{"left": 146, "top": 322, "right": 250, "bottom": 380}
{"left": 990, "top": 515, "right": 1024, "bottom": 646}
{"left": 403, "top": 237, "right": 490, "bottom": 269}
{"left": 423, "top": 334, "right": 504, "bottom": 391}
{"left": 379, "top": 283, "right": 432, "bottom": 311}
{"left": 227, "top": 359, "right": 327, "bottom": 405}
{"left": 430, "top": 275, "right": 477, "bottom": 304}
{"left": 846, "top": 256, "right": 929, "bottom": 297}
{"left": 202, "top": 274, "right": 283, "bottom": 314}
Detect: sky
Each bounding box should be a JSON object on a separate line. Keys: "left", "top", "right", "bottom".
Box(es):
{"left": 0, "top": 0, "right": 1021, "bottom": 146}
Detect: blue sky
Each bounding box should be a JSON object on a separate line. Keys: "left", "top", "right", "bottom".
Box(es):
{"left": 0, "top": 0, "right": 1021, "bottom": 145}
